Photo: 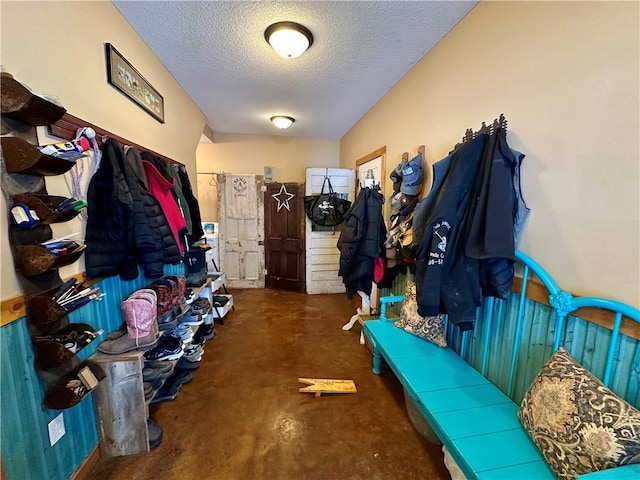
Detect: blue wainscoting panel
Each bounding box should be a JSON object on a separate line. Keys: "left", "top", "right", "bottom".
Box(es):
{"left": 444, "top": 291, "right": 640, "bottom": 408}
{"left": 0, "top": 318, "right": 97, "bottom": 480}
{"left": 1, "top": 263, "right": 186, "bottom": 480}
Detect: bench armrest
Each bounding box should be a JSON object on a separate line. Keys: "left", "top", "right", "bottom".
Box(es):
{"left": 577, "top": 464, "right": 640, "bottom": 480}
{"left": 379, "top": 295, "right": 405, "bottom": 322}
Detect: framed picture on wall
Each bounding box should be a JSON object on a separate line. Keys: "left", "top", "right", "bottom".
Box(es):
{"left": 355, "top": 146, "right": 386, "bottom": 196}
{"left": 105, "top": 43, "right": 165, "bottom": 123}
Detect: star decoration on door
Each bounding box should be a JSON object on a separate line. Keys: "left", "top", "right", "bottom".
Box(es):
{"left": 271, "top": 184, "right": 295, "bottom": 212}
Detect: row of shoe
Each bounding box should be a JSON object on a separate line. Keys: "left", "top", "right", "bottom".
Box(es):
{"left": 98, "top": 276, "right": 207, "bottom": 355}
{"left": 143, "top": 318, "right": 214, "bottom": 366}
{"left": 141, "top": 313, "right": 217, "bottom": 450}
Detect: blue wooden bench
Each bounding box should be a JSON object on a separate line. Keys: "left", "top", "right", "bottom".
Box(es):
{"left": 364, "top": 250, "right": 640, "bottom": 480}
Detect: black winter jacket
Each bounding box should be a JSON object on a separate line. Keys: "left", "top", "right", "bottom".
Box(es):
{"left": 414, "top": 135, "right": 488, "bottom": 329}
{"left": 175, "top": 165, "right": 204, "bottom": 244}
{"left": 85, "top": 140, "right": 181, "bottom": 280}
{"left": 124, "top": 148, "right": 181, "bottom": 277}
{"left": 85, "top": 139, "right": 137, "bottom": 279}
{"left": 337, "top": 187, "right": 386, "bottom": 297}
{"left": 414, "top": 130, "right": 518, "bottom": 331}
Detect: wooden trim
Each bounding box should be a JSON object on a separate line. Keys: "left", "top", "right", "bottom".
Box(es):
{"left": 48, "top": 112, "right": 183, "bottom": 166}
{"left": 0, "top": 295, "right": 26, "bottom": 327}
{"left": 355, "top": 146, "right": 386, "bottom": 167}
{"left": 513, "top": 276, "right": 640, "bottom": 341}
{"left": 70, "top": 445, "right": 101, "bottom": 480}
{"left": 1, "top": 272, "right": 93, "bottom": 327}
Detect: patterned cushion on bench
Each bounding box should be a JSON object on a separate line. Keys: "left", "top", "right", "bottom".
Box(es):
{"left": 396, "top": 281, "right": 446, "bottom": 347}
{"left": 518, "top": 347, "right": 640, "bottom": 480}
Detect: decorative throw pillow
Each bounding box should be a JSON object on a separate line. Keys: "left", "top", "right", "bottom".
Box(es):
{"left": 395, "top": 281, "right": 447, "bottom": 347}
{"left": 518, "top": 347, "right": 640, "bottom": 480}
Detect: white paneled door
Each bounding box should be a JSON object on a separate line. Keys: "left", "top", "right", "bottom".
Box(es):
{"left": 217, "top": 173, "right": 265, "bottom": 288}
{"left": 305, "top": 168, "right": 355, "bottom": 294}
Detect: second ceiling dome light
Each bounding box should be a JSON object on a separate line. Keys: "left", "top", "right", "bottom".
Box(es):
{"left": 270, "top": 116, "right": 295, "bottom": 129}
{"left": 264, "top": 21, "right": 313, "bottom": 59}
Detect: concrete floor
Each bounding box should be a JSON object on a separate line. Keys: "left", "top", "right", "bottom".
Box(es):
{"left": 88, "top": 288, "right": 450, "bottom": 480}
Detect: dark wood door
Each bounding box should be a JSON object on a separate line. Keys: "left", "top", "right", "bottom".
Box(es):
{"left": 264, "top": 182, "right": 306, "bottom": 292}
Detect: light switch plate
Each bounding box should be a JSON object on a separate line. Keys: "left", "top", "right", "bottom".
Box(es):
{"left": 48, "top": 413, "right": 65, "bottom": 446}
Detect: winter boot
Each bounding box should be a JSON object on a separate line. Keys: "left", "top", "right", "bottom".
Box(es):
{"left": 129, "top": 289, "right": 160, "bottom": 339}
{"left": 148, "top": 281, "right": 173, "bottom": 316}
{"left": 98, "top": 292, "right": 158, "bottom": 354}
{"left": 165, "top": 276, "right": 186, "bottom": 307}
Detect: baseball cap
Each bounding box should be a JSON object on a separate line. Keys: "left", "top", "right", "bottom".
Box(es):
{"left": 388, "top": 191, "right": 402, "bottom": 218}
{"left": 400, "top": 153, "right": 424, "bottom": 196}
{"left": 389, "top": 162, "right": 404, "bottom": 192}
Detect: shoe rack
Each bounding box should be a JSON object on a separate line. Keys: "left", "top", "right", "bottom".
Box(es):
{"left": 1, "top": 73, "right": 104, "bottom": 409}
{"left": 91, "top": 276, "right": 214, "bottom": 457}
{"left": 201, "top": 239, "right": 234, "bottom": 323}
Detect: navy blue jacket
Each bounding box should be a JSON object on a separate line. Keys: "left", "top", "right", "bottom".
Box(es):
{"left": 337, "top": 187, "right": 386, "bottom": 297}
{"left": 414, "top": 129, "right": 519, "bottom": 330}
{"left": 414, "top": 135, "right": 488, "bottom": 329}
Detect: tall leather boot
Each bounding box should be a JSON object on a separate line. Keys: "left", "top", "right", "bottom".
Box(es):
{"left": 98, "top": 291, "right": 158, "bottom": 354}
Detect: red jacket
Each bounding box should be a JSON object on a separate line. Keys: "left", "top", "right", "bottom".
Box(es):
{"left": 142, "top": 160, "right": 186, "bottom": 255}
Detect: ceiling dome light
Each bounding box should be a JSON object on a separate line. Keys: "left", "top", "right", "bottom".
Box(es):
{"left": 270, "top": 116, "right": 295, "bottom": 129}
{"left": 264, "top": 21, "right": 313, "bottom": 59}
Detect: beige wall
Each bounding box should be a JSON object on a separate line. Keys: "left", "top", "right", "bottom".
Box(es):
{"left": 340, "top": 1, "right": 639, "bottom": 306}
{"left": 196, "top": 133, "right": 339, "bottom": 221}
{"left": 1, "top": 1, "right": 206, "bottom": 300}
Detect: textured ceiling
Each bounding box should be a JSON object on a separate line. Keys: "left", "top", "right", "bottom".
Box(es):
{"left": 113, "top": 1, "right": 476, "bottom": 139}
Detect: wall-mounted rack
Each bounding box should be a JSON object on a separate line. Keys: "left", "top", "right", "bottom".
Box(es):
{"left": 47, "top": 112, "right": 184, "bottom": 166}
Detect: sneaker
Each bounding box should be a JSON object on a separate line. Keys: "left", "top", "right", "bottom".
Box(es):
{"left": 180, "top": 309, "right": 203, "bottom": 327}
{"left": 169, "top": 370, "right": 193, "bottom": 385}
{"left": 144, "top": 335, "right": 183, "bottom": 362}
{"left": 191, "top": 298, "right": 212, "bottom": 315}
{"left": 176, "top": 356, "right": 200, "bottom": 370}
{"left": 143, "top": 382, "right": 155, "bottom": 401}
{"left": 184, "top": 289, "right": 195, "bottom": 305}
{"left": 212, "top": 295, "right": 229, "bottom": 307}
{"left": 157, "top": 310, "right": 177, "bottom": 332}
{"left": 168, "top": 324, "right": 193, "bottom": 344}
{"left": 184, "top": 344, "right": 204, "bottom": 359}
{"left": 192, "top": 323, "right": 215, "bottom": 345}
{"left": 142, "top": 361, "right": 175, "bottom": 382}
{"left": 147, "top": 419, "right": 163, "bottom": 449}
{"left": 150, "top": 381, "right": 182, "bottom": 404}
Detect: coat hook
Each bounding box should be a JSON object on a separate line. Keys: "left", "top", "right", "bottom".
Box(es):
{"left": 402, "top": 152, "right": 409, "bottom": 162}
{"left": 417, "top": 145, "right": 425, "bottom": 157}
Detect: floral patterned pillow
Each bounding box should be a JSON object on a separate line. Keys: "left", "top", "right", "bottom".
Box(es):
{"left": 395, "top": 281, "right": 447, "bottom": 347}
{"left": 518, "top": 347, "right": 640, "bottom": 480}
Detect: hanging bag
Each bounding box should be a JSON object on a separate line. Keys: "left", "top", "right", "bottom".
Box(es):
{"left": 303, "top": 176, "right": 351, "bottom": 226}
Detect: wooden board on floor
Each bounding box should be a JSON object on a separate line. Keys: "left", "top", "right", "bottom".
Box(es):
{"left": 298, "top": 378, "right": 357, "bottom": 397}
{"left": 357, "top": 314, "right": 379, "bottom": 326}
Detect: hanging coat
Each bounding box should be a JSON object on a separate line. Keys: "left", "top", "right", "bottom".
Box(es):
{"left": 337, "top": 187, "right": 386, "bottom": 297}
{"left": 175, "top": 165, "right": 204, "bottom": 244}
{"left": 414, "top": 135, "right": 488, "bottom": 330}
{"left": 124, "top": 147, "right": 181, "bottom": 277}
{"left": 142, "top": 160, "right": 187, "bottom": 256}
{"left": 85, "top": 139, "right": 137, "bottom": 280}
{"left": 464, "top": 127, "right": 518, "bottom": 299}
